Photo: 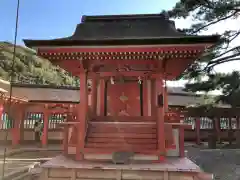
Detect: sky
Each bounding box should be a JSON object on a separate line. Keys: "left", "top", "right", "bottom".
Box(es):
{"left": 1, "top": 0, "right": 240, "bottom": 87}
{"left": 1, "top": 0, "right": 177, "bottom": 44}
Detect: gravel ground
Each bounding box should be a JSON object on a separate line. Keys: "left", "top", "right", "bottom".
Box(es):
{"left": 0, "top": 160, "right": 32, "bottom": 176}
{"left": 1, "top": 148, "right": 240, "bottom": 180}
{"left": 0, "top": 150, "right": 61, "bottom": 179}
{"left": 186, "top": 146, "right": 240, "bottom": 180}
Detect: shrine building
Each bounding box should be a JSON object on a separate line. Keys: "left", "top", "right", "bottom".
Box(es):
{"left": 24, "top": 13, "right": 220, "bottom": 180}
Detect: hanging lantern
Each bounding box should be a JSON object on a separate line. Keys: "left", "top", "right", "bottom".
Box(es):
{"left": 138, "top": 76, "right": 142, "bottom": 84}
{"left": 110, "top": 77, "right": 115, "bottom": 85}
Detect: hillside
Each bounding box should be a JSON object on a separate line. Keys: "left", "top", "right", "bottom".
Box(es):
{"left": 0, "top": 42, "right": 79, "bottom": 86}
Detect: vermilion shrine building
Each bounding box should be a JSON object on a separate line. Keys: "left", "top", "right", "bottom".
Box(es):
{"left": 24, "top": 14, "right": 219, "bottom": 180}
{"left": 0, "top": 79, "right": 209, "bottom": 147}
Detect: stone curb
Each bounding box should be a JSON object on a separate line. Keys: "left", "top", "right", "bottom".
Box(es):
{"left": 0, "top": 147, "right": 61, "bottom": 158}
{"left": 5, "top": 157, "right": 51, "bottom": 161}
{"left": 0, "top": 148, "right": 25, "bottom": 159}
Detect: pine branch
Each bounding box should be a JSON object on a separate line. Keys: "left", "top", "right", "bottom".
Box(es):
{"left": 208, "top": 50, "right": 240, "bottom": 65}
{"left": 191, "top": 11, "right": 238, "bottom": 34}
{"left": 207, "top": 58, "right": 240, "bottom": 69}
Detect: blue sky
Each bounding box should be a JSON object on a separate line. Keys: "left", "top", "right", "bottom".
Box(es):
{"left": 1, "top": 0, "right": 178, "bottom": 45}
{"left": 1, "top": 0, "right": 239, "bottom": 77}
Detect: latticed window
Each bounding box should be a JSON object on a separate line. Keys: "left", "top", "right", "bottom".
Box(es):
{"left": 0, "top": 113, "right": 14, "bottom": 129}
{"left": 49, "top": 113, "right": 65, "bottom": 129}
{"left": 24, "top": 112, "right": 43, "bottom": 129}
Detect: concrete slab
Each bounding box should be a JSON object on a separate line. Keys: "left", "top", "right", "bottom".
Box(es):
{"left": 42, "top": 155, "right": 201, "bottom": 172}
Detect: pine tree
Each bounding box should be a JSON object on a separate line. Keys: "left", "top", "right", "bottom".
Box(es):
{"left": 167, "top": 0, "right": 240, "bottom": 107}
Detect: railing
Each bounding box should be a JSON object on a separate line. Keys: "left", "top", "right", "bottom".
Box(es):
{"left": 23, "top": 112, "right": 65, "bottom": 129}
{"left": 184, "top": 117, "right": 238, "bottom": 129}
{"left": 0, "top": 111, "right": 238, "bottom": 132}
{"left": 24, "top": 112, "right": 43, "bottom": 129}
{"left": 0, "top": 112, "right": 69, "bottom": 130}
{"left": 48, "top": 113, "right": 65, "bottom": 129}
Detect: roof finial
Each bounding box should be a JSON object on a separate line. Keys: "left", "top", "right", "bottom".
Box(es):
{"left": 81, "top": 15, "right": 86, "bottom": 22}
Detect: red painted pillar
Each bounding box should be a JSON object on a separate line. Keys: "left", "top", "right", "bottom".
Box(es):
{"left": 99, "top": 79, "right": 105, "bottom": 116}
{"left": 42, "top": 106, "right": 49, "bottom": 147}
{"left": 163, "top": 80, "right": 168, "bottom": 112}
{"left": 76, "top": 72, "right": 88, "bottom": 160}
{"left": 151, "top": 80, "right": 157, "bottom": 117}
{"left": 0, "top": 103, "right": 3, "bottom": 130}
{"left": 63, "top": 124, "right": 69, "bottom": 155}
{"left": 0, "top": 103, "right": 3, "bottom": 123}
{"left": 11, "top": 104, "right": 22, "bottom": 147}
{"left": 156, "top": 78, "right": 165, "bottom": 160}
{"left": 214, "top": 118, "right": 220, "bottom": 142}
{"left": 143, "top": 80, "right": 148, "bottom": 116}
{"left": 91, "top": 78, "right": 97, "bottom": 117}
{"left": 179, "top": 126, "right": 185, "bottom": 157}
{"left": 195, "top": 118, "right": 201, "bottom": 145}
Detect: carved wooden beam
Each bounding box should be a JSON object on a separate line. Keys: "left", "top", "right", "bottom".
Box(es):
{"left": 88, "top": 71, "right": 163, "bottom": 78}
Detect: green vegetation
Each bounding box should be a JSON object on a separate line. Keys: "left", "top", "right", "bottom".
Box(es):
{"left": 0, "top": 42, "right": 79, "bottom": 86}
{"left": 168, "top": 0, "right": 240, "bottom": 107}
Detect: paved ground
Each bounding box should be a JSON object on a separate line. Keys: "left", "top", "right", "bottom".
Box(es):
{"left": 0, "top": 144, "right": 239, "bottom": 179}
{"left": 186, "top": 145, "right": 240, "bottom": 180}
{"left": 0, "top": 148, "right": 61, "bottom": 179}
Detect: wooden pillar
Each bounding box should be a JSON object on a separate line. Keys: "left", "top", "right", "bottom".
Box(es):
{"left": 151, "top": 80, "right": 157, "bottom": 117}
{"left": 163, "top": 80, "right": 168, "bottom": 112}
{"left": 214, "top": 118, "right": 221, "bottom": 142}
{"left": 143, "top": 80, "right": 148, "bottom": 116}
{"left": 11, "top": 104, "right": 22, "bottom": 146}
{"left": 76, "top": 72, "right": 88, "bottom": 160}
{"left": 179, "top": 126, "right": 185, "bottom": 157}
{"left": 228, "top": 117, "right": 234, "bottom": 145}
{"left": 19, "top": 109, "right": 25, "bottom": 145}
{"left": 63, "top": 125, "right": 69, "bottom": 155}
{"left": 237, "top": 117, "right": 240, "bottom": 129}
{"left": 236, "top": 117, "right": 240, "bottom": 146}
{"left": 156, "top": 78, "right": 165, "bottom": 160}
{"left": 91, "top": 78, "right": 97, "bottom": 117}
{"left": 0, "top": 103, "right": 3, "bottom": 123}
{"left": 0, "top": 102, "right": 4, "bottom": 132}
{"left": 99, "top": 79, "right": 105, "bottom": 116}
{"left": 146, "top": 80, "right": 152, "bottom": 116}
{"left": 42, "top": 105, "right": 49, "bottom": 147}
{"left": 195, "top": 118, "right": 201, "bottom": 145}
{"left": 229, "top": 118, "right": 232, "bottom": 129}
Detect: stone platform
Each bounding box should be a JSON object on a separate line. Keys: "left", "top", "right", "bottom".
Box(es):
{"left": 39, "top": 155, "right": 212, "bottom": 180}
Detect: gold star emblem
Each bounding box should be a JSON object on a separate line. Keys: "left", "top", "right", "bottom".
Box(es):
{"left": 119, "top": 92, "right": 128, "bottom": 102}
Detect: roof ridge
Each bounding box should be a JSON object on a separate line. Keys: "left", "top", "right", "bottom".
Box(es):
{"left": 81, "top": 13, "right": 168, "bottom": 22}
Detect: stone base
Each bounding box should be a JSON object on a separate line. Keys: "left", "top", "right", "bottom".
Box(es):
{"left": 38, "top": 155, "right": 212, "bottom": 180}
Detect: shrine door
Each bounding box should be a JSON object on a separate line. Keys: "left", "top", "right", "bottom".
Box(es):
{"left": 107, "top": 82, "right": 141, "bottom": 116}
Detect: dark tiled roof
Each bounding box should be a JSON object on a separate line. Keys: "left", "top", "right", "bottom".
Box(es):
{"left": 69, "top": 13, "right": 185, "bottom": 40}
{"left": 23, "top": 13, "right": 220, "bottom": 47}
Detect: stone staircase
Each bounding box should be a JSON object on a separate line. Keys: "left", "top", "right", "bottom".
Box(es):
{"left": 85, "top": 121, "right": 158, "bottom": 152}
